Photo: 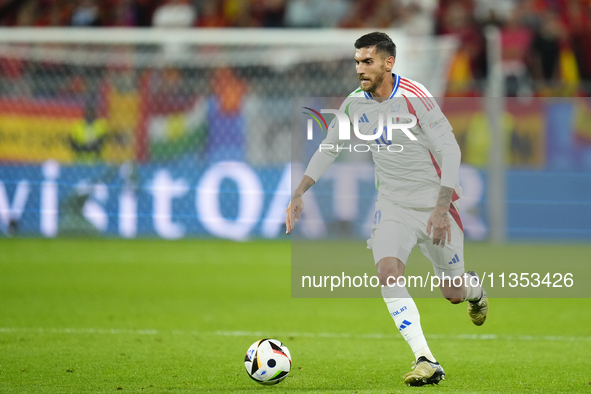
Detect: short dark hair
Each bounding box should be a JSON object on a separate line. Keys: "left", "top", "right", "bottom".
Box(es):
{"left": 354, "top": 32, "right": 396, "bottom": 59}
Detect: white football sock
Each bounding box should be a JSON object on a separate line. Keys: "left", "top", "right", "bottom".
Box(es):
{"left": 382, "top": 284, "right": 436, "bottom": 362}
{"left": 463, "top": 272, "right": 483, "bottom": 302}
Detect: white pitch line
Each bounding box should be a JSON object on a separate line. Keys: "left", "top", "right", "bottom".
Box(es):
{"left": 0, "top": 327, "right": 159, "bottom": 335}
{"left": 1, "top": 327, "right": 590, "bottom": 342}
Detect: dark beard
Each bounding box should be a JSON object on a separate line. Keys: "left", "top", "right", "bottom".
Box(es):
{"left": 366, "top": 73, "right": 384, "bottom": 96}
{"left": 361, "top": 65, "right": 386, "bottom": 96}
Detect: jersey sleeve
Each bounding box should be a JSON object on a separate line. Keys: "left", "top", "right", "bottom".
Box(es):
{"left": 432, "top": 132, "right": 461, "bottom": 189}
{"left": 303, "top": 98, "right": 353, "bottom": 182}
{"left": 405, "top": 81, "right": 461, "bottom": 191}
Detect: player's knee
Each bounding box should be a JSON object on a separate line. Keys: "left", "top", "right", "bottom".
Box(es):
{"left": 378, "top": 271, "right": 399, "bottom": 287}
{"left": 446, "top": 297, "right": 463, "bottom": 304}
{"left": 377, "top": 266, "right": 399, "bottom": 286}
{"left": 376, "top": 258, "right": 404, "bottom": 286}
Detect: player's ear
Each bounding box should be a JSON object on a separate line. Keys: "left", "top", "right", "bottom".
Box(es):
{"left": 386, "top": 56, "right": 395, "bottom": 72}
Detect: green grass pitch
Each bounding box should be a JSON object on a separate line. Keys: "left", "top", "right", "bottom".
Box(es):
{"left": 1, "top": 239, "right": 590, "bottom": 393}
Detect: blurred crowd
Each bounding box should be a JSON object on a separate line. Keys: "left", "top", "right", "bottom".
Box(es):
{"left": 0, "top": 0, "right": 590, "bottom": 96}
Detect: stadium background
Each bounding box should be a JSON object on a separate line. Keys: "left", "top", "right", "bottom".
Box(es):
{"left": 1, "top": 0, "right": 591, "bottom": 241}
{"left": 1, "top": 1, "right": 591, "bottom": 392}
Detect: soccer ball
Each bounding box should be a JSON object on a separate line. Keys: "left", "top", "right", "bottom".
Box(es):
{"left": 244, "top": 339, "right": 291, "bottom": 385}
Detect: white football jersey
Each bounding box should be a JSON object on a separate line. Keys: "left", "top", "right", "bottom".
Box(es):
{"left": 306, "top": 73, "right": 462, "bottom": 208}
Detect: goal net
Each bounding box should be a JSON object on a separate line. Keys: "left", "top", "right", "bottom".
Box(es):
{"left": 0, "top": 28, "right": 458, "bottom": 239}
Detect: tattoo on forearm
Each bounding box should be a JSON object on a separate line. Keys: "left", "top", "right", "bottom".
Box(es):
{"left": 436, "top": 186, "right": 453, "bottom": 209}
{"left": 294, "top": 176, "right": 315, "bottom": 199}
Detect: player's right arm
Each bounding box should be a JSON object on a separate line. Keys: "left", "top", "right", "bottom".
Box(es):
{"left": 285, "top": 175, "right": 315, "bottom": 234}
{"left": 286, "top": 97, "right": 354, "bottom": 234}
{"left": 285, "top": 130, "right": 339, "bottom": 235}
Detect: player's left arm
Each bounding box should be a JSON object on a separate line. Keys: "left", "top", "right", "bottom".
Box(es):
{"left": 426, "top": 130, "right": 461, "bottom": 247}
{"left": 427, "top": 184, "right": 454, "bottom": 247}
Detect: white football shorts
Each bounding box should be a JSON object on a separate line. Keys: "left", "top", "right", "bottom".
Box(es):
{"left": 367, "top": 194, "right": 465, "bottom": 278}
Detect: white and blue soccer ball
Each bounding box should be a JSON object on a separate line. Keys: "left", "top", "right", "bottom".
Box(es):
{"left": 244, "top": 339, "right": 292, "bottom": 385}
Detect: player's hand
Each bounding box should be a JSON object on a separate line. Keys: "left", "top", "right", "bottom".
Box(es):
{"left": 286, "top": 196, "right": 304, "bottom": 234}
{"left": 426, "top": 207, "right": 451, "bottom": 248}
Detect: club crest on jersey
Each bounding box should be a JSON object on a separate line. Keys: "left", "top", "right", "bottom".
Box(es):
{"left": 390, "top": 104, "right": 403, "bottom": 113}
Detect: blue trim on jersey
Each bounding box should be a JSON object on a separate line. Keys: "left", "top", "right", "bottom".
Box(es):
{"left": 364, "top": 73, "right": 400, "bottom": 100}
{"left": 389, "top": 74, "right": 400, "bottom": 99}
